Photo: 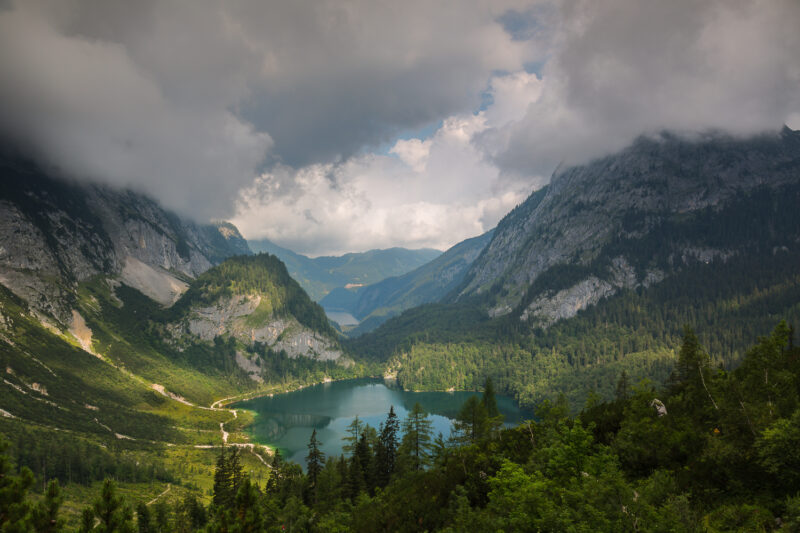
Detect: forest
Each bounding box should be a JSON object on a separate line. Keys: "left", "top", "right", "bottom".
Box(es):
{"left": 349, "top": 244, "right": 800, "bottom": 410}
{"left": 2, "top": 322, "right": 799, "bottom": 531}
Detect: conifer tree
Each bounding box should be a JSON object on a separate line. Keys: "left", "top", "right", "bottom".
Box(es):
{"left": 482, "top": 377, "right": 504, "bottom": 437}
{"left": 0, "top": 438, "right": 35, "bottom": 531}
{"left": 400, "top": 403, "right": 433, "bottom": 471}
{"left": 135, "top": 502, "right": 151, "bottom": 533}
{"left": 228, "top": 447, "right": 245, "bottom": 499}
{"left": 482, "top": 377, "right": 500, "bottom": 418}
{"left": 32, "top": 480, "right": 64, "bottom": 533}
{"left": 342, "top": 416, "right": 363, "bottom": 457}
{"left": 212, "top": 446, "right": 232, "bottom": 509}
{"left": 355, "top": 432, "right": 374, "bottom": 492}
{"left": 305, "top": 429, "right": 325, "bottom": 504}
{"left": 90, "top": 479, "right": 134, "bottom": 533}
{"left": 232, "top": 478, "right": 263, "bottom": 531}
{"left": 615, "top": 370, "right": 631, "bottom": 400}
{"left": 375, "top": 406, "right": 399, "bottom": 487}
{"left": 454, "top": 395, "right": 489, "bottom": 445}
{"left": 345, "top": 454, "right": 364, "bottom": 500}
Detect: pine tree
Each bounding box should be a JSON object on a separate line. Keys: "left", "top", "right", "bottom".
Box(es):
{"left": 482, "top": 377, "right": 500, "bottom": 418}
{"left": 32, "top": 480, "right": 64, "bottom": 533}
{"left": 355, "top": 432, "right": 374, "bottom": 492}
{"left": 453, "top": 395, "right": 489, "bottom": 445}
{"left": 229, "top": 447, "right": 244, "bottom": 499}
{"left": 345, "top": 453, "right": 364, "bottom": 500}
{"left": 342, "top": 416, "right": 363, "bottom": 457}
{"left": 136, "top": 502, "right": 151, "bottom": 533}
{"left": 305, "top": 429, "right": 325, "bottom": 504}
{"left": 375, "top": 406, "right": 400, "bottom": 487}
{"left": 400, "top": 403, "right": 433, "bottom": 471}
{"left": 615, "top": 370, "right": 630, "bottom": 400}
{"left": 91, "top": 479, "right": 134, "bottom": 533}
{"left": 0, "top": 438, "right": 35, "bottom": 531}
{"left": 482, "top": 377, "right": 504, "bottom": 437}
{"left": 212, "top": 446, "right": 232, "bottom": 509}
{"left": 232, "top": 478, "right": 263, "bottom": 531}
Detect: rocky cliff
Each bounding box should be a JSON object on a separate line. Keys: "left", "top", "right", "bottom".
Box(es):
{"left": 167, "top": 254, "right": 345, "bottom": 363}
{"left": 0, "top": 151, "right": 250, "bottom": 321}
{"left": 456, "top": 127, "right": 800, "bottom": 325}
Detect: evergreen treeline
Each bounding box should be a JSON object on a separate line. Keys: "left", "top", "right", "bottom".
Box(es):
{"left": 4, "top": 425, "right": 174, "bottom": 487}
{"left": 349, "top": 246, "right": 800, "bottom": 409}
{"left": 4, "top": 323, "right": 800, "bottom": 531}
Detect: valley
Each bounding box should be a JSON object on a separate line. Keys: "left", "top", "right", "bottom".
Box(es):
{"left": 1, "top": 127, "right": 800, "bottom": 530}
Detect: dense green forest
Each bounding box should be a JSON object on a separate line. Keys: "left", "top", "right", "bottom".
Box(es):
{"left": 349, "top": 245, "right": 800, "bottom": 409}
{"left": 3, "top": 323, "right": 799, "bottom": 531}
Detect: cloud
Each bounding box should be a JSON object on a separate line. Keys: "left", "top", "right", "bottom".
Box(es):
{"left": 232, "top": 100, "right": 536, "bottom": 255}
{"left": 486, "top": 0, "right": 800, "bottom": 178}
{"left": 2, "top": 0, "right": 798, "bottom": 254}
{"left": 0, "top": 1, "right": 272, "bottom": 220}
{"left": 0, "top": 0, "right": 534, "bottom": 221}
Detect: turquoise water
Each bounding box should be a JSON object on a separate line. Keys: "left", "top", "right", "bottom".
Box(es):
{"left": 234, "top": 378, "right": 532, "bottom": 467}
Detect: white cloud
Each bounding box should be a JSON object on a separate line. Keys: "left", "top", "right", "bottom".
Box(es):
{"left": 390, "top": 139, "right": 432, "bottom": 173}
{"left": 232, "top": 88, "right": 537, "bottom": 255}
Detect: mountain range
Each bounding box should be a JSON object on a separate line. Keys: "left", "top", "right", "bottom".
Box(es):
{"left": 349, "top": 126, "right": 800, "bottom": 407}
{"left": 321, "top": 229, "right": 494, "bottom": 335}
{"left": 248, "top": 238, "right": 441, "bottom": 302}
{"left": 2, "top": 126, "right": 800, "bottom": 526}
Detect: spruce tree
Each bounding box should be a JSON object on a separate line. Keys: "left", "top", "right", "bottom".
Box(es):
{"left": 32, "top": 480, "right": 64, "bottom": 533}
{"left": 453, "top": 395, "right": 489, "bottom": 445}
{"left": 228, "top": 447, "right": 245, "bottom": 499}
{"left": 342, "top": 416, "right": 363, "bottom": 457}
{"left": 91, "top": 479, "right": 134, "bottom": 533}
{"left": 375, "top": 406, "right": 399, "bottom": 487}
{"left": 355, "top": 432, "right": 374, "bottom": 492}
{"left": 615, "top": 370, "right": 631, "bottom": 400}
{"left": 0, "top": 438, "right": 35, "bottom": 531}
{"left": 481, "top": 377, "right": 500, "bottom": 418}
{"left": 135, "top": 502, "right": 151, "bottom": 533}
{"left": 400, "top": 403, "right": 433, "bottom": 471}
{"left": 305, "top": 429, "right": 325, "bottom": 504}
{"left": 212, "top": 446, "right": 232, "bottom": 509}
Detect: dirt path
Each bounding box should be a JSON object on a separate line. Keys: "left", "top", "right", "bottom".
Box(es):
{"left": 147, "top": 484, "right": 171, "bottom": 505}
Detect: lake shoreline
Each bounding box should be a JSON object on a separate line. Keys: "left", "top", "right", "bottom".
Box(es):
{"left": 231, "top": 378, "right": 534, "bottom": 467}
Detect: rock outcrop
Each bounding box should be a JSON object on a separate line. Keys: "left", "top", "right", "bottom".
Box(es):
{"left": 0, "top": 152, "right": 250, "bottom": 322}
{"left": 456, "top": 127, "right": 800, "bottom": 326}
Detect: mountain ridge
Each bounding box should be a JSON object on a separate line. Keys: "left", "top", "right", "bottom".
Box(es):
{"left": 248, "top": 238, "right": 441, "bottom": 301}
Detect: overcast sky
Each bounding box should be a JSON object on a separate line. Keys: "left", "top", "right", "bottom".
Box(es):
{"left": 1, "top": 0, "right": 799, "bottom": 256}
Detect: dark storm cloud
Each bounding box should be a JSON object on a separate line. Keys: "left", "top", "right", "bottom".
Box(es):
{"left": 485, "top": 0, "right": 800, "bottom": 179}
{"left": 0, "top": 0, "right": 530, "bottom": 219}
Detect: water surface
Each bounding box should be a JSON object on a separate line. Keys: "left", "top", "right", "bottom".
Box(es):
{"left": 324, "top": 310, "right": 359, "bottom": 326}
{"left": 235, "top": 378, "right": 532, "bottom": 466}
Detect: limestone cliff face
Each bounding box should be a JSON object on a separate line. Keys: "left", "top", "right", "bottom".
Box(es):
{"left": 0, "top": 152, "right": 250, "bottom": 321}
{"left": 173, "top": 294, "right": 344, "bottom": 362}
{"left": 456, "top": 127, "right": 800, "bottom": 326}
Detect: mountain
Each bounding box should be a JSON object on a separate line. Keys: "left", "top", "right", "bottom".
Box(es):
{"left": 0, "top": 151, "right": 251, "bottom": 322}
{"left": 248, "top": 238, "right": 441, "bottom": 301}
{"left": 321, "top": 229, "right": 494, "bottom": 335}
{"left": 350, "top": 127, "right": 800, "bottom": 408}
{"left": 454, "top": 127, "right": 800, "bottom": 324}
{"left": 0, "top": 151, "right": 361, "bottom": 523}
{"left": 167, "top": 254, "right": 345, "bottom": 365}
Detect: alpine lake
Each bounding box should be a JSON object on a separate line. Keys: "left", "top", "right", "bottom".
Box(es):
{"left": 233, "top": 378, "right": 533, "bottom": 467}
